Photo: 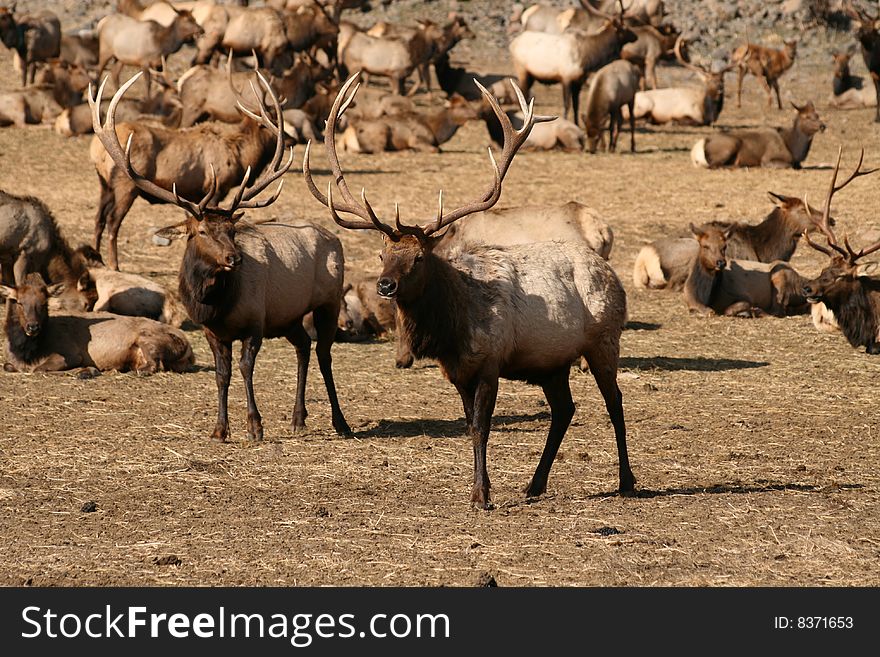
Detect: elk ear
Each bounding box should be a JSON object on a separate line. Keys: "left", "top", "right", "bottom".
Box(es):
{"left": 0, "top": 285, "right": 16, "bottom": 301}
{"left": 767, "top": 191, "right": 789, "bottom": 206}
{"left": 689, "top": 222, "right": 701, "bottom": 237}
{"left": 76, "top": 272, "right": 93, "bottom": 292}
{"left": 790, "top": 100, "right": 805, "bottom": 112}
{"left": 46, "top": 282, "right": 66, "bottom": 297}
{"left": 857, "top": 262, "right": 879, "bottom": 277}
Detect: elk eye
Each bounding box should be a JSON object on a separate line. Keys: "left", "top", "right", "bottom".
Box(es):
{"left": 378, "top": 253, "right": 384, "bottom": 262}
{"left": 414, "top": 253, "right": 423, "bottom": 263}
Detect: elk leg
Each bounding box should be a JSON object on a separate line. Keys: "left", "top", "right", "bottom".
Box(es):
{"left": 771, "top": 78, "right": 782, "bottom": 109}
{"left": 525, "top": 368, "right": 575, "bottom": 498}
{"left": 736, "top": 66, "right": 745, "bottom": 107}
{"left": 583, "top": 341, "right": 635, "bottom": 494}
{"left": 454, "top": 380, "right": 477, "bottom": 432}
{"left": 570, "top": 81, "right": 583, "bottom": 127}
{"left": 239, "top": 334, "right": 264, "bottom": 441}
{"left": 757, "top": 76, "right": 773, "bottom": 108}
{"left": 562, "top": 84, "right": 572, "bottom": 122}
{"left": 142, "top": 67, "right": 152, "bottom": 103}
{"left": 110, "top": 60, "right": 124, "bottom": 89}
{"left": 470, "top": 375, "right": 499, "bottom": 509}
{"left": 205, "top": 330, "right": 233, "bottom": 442}
{"left": 628, "top": 100, "right": 636, "bottom": 153}
{"left": 312, "top": 304, "right": 353, "bottom": 437}
{"left": 872, "top": 74, "right": 880, "bottom": 122}
{"left": 94, "top": 177, "right": 114, "bottom": 253}
{"left": 285, "top": 322, "right": 311, "bottom": 431}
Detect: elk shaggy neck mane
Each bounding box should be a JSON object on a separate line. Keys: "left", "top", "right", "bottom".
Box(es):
{"left": 684, "top": 257, "right": 723, "bottom": 308}
{"left": 4, "top": 301, "right": 41, "bottom": 366}
{"left": 178, "top": 238, "right": 243, "bottom": 326}
{"left": 827, "top": 277, "right": 880, "bottom": 349}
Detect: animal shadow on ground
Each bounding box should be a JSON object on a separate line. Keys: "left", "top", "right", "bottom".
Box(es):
{"left": 587, "top": 481, "right": 863, "bottom": 500}
{"left": 625, "top": 320, "right": 661, "bottom": 331}
{"left": 620, "top": 356, "right": 769, "bottom": 371}
{"left": 357, "top": 412, "right": 550, "bottom": 439}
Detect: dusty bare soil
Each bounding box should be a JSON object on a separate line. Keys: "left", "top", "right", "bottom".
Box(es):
{"left": 1, "top": 19, "right": 879, "bottom": 586}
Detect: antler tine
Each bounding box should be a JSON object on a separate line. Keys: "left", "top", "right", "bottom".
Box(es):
{"left": 419, "top": 79, "right": 547, "bottom": 236}
{"left": 674, "top": 36, "right": 707, "bottom": 76}
{"left": 819, "top": 147, "right": 845, "bottom": 246}
{"left": 89, "top": 72, "right": 202, "bottom": 217}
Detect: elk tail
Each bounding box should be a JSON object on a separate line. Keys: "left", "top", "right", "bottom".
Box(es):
{"left": 690, "top": 138, "right": 709, "bottom": 168}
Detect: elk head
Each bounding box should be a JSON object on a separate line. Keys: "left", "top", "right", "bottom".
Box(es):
{"left": 802, "top": 148, "right": 880, "bottom": 313}
{"left": 1, "top": 273, "right": 49, "bottom": 337}
{"left": 303, "top": 72, "right": 554, "bottom": 302}
{"left": 89, "top": 70, "right": 293, "bottom": 298}
{"left": 767, "top": 191, "right": 829, "bottom": 235}
{"left": 845, "top": 1, "right": 880, "bottom": 36}
{"left": 170, "top": 8, "right": 204, "bottom": 45}
{"left": 582, "top": 0, "right": 637, "bottom": 46}
{"left": 792, "top": 100, "right": 826, "bottom": 136}
{"left": 675, "top": 37, "right": 735, "bottom": 120}
{"left": 0, "top": 5, "right": 17, "bottom": 49}
{"left": 690, "top": 222, "right": 731, "bottom": 273}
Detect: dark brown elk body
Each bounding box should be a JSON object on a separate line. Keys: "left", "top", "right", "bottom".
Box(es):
{"left": 732, "top": 39, "right": 797, "bottom": 109}
{"left": 92, "top": 70, "right": 351, "bottom": 440}
{"left": 691, "top": 101, "right": 825, "bottom": 169}
{"left": 304, "top": 74, "right": 634, "bottom": 507}
{"left": 60, "top": 30, "right": 99, "bottom": 68}
{"left": 633, "top": 193, "right": 825, "bottom": 290}
{"left": 2, "top": 272, "right": 193, "bottom": 373}
{"left": 0, "top": 189, "right": 94, "bottom": 310}
{"left": 620, "top": 23, "right": 678, "bottom": 90}
{"left": 844, "top": 3, "right": 880, "bottom": 121}
{"left": 582, "top": 59, "right": 639, "bottom": 153}
{"left": 0, "top": 8, "right": 61, "bottom": 86}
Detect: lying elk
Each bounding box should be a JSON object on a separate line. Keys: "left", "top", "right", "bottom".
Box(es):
{"left": 731, "top": 38, "right": 797, "bottom": 109}
{"left": 91, "top": 71, "right": 351, "bottom": 440}
{"left": 508, "top": 0, "right": 636, "bottom": 125}
{"left": 0, "top": 59, "right": 91, "bottom": 127}
{"left": 96, "top": 8, "right": 203, "bottom": 100}
{"left": 0, "top": 189, "right": 94, "bottom": 311}
{"left": 830, "top": 49, "right": 877, "bottom": 109}
{"left": 581, "top": 59, "right": 640, "bottom": 153}
{"left": 304, "top": 73, "right": 635, "bottom": 506}
{"left": 691, "top": 100, "right": 825, "bottom": 169}
{"left": 628, "top": 38, "right": 732, "bottom": 126}
{"left": 683, "top": 223, "right": 809, "bottom": 317}
{"left": 633, "top": 193, "right": 825, "bottom": 290}
{"left": 89, "top": 71, "right": 287, "bottom": 270}
{"left": 845, "top": 1, "right": 880, "bottom": 121}
{"left": 2, "top": 272, "right": 193, "bottom": 373}
{"left": 0, "top": 7, "right": 60, "bottom": 86}
{"left": 802, "top": 147, "right": 880, "bottom": 353}
{"left": 433, "top": 57, "right": 518, "bottom": 105}
{"left": 479, "top": 100, "right": 586, "bottom": 151}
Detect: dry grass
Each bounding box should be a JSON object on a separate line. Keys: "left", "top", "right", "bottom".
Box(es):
{"left": 1, "top": 41, "right": 879, "bottom": 587}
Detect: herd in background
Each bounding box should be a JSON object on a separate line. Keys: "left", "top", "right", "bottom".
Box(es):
{"left": 2, "top": 0, "right": 880, "bottom": 506}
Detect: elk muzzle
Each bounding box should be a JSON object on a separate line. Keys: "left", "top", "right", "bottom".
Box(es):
{"left": 376, "top": 277, "right": 398, "bottom": 299}
{"left": 24, "top": 321, "right": 41, "bottom": 337}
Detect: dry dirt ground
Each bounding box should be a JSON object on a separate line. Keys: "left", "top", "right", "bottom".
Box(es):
{"left": 1, "top": 20, "right": 880, "bottom": 586}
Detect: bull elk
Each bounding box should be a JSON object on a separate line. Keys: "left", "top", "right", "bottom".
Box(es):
{"left": 844, "top": 1, "right": 880, "bottom": 122}
{"left": 803, "top": 147, "right": 880, "bottom": 353}
{"left": 691, "top": 100, "right": 825, "bottom": 169}
{"left": 731, "top": 38, "right": 797, "bottom": 109}
{"left": 91, "top": 71, "right": 352, "bottom": 440}
{"left": 303, "top": 73, "right": 635, "bottom": 507}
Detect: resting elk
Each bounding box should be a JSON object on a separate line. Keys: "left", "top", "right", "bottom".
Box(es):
{"left": 731, "top": 38, "right": 797, "bottom": 109}
{"left": 628, "top": 38, "right": 732, "bottom": 126}
{"left": 691, "top": 100, "right": 825, "bottom": 169}
{"left": 303, "top": 74, "right": 635, "bottom": 507}
{"left": 0, "top": 7, "right": 60, "bottom": 86}
{"left": 91, "top": 71, "right": 352, "bottom": 440}
{"left": 844, "top": 1, "right": 880, "bottom": 121}
{"left": 478, "top": 97, "right": 585, "bottom": 151}
{"left": 802, "top": 148, "right": 880, "bottom": 353}
{"left": 2, "top": 272, "right": 194, "bottom": 374}
{"left": 829, "top": 50, "right": 876, "bottom": 109}
{"left": 508, "top": 0, "right": 637, "bottom": 125}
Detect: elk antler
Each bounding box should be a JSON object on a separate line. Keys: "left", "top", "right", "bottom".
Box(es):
{"left": 804, "top": 146, "right": 880, "bottom": 262}
{"left": 675, "top": 37, "right": 736, "bottom": 77}
{"left": 302, "top": 72, "right": 555, "bottom": 242}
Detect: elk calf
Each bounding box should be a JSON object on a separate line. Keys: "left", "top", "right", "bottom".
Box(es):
{"left": 732, "top": 39, "right": 797, "bottom": 109}
{"left": 2, "top": 273, "right": 193, "bottom": 374}
{"left": 304, "top": 74, "right": 634, "bottom": 507}
{"left": 691, "top": 101, "right": 825, "bottom": 169}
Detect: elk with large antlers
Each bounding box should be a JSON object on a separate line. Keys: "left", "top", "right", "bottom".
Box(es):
{"left": 802, "top": 147, "right": 880, "bottom": 353}
{"left": 304, "top": 73, "right": 635, "bottom": 507}
{"left": 844, "top": 2, "right": 880, "bottom": 121}
{"left": 90, "top": 71, "right": 351, "bottom": 440}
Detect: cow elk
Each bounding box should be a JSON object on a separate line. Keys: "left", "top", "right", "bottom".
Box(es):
{"left": 508, "top": 0, "right": 636, "bottom": 125}
{"left": 802, "top": 148, "right": 880, "bottom": 353}
{"left": 620, "top": 23, "right": 679, "bottom": 90}
{"left": 2, "top": 272, "right": 193, "bottom": 374}
{"left": 691, "top": 100, "right": 825, "bottom": 169}
{"left": 732, "top": 38, "right": 797, "bottom": 109}
{"left": 0, "top": 7, "right": 61, "bottom": 86}
{"left": 581, "top": 59, "right": 640, "bottom": 153}
{"left": 91, "top": 70, "right": 352, "bottom": 440}
{"left": 303, "top": 73, "right": 635, "bottom": 507}
{"left": 830, "top": 49, "right": 877, "bottom": 109}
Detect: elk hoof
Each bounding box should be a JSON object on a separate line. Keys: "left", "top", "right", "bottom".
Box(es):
{"left": 470, "top": 484, "right": 492, "bottom": 510}
{"left": 209, "top": 427, "right": 229, "bottom": 443}
{"left": 523, "top": 479, "right": 546, "bottom": 498}
{"left": 619, "top": 471, "right": 637, "bottom": 494}
{"left": 395, "top": 356, "right": 414, "bottom": 369}
{"left": 333, "top": 417, "right": 353, "bottom": 437}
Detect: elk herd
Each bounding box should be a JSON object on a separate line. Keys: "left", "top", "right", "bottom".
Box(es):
{"left": 1, "top": 0, "right": 880, "bottom": 509}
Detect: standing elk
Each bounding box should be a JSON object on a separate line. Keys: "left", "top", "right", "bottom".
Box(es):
{"left": 581, "top": 58, "right": 640, "bottom": 153}
{"left": 691, "top": 100, "right": 825, "bottom": 169}
{"left": 91, "top": 71, "right": 352, "bottom": 440}
{"left": 0, "top": 7, "right": 61, "bottom": 87}
{"left": 303, "top": 74, "right": 635, "bottom": 506}
{"left": 0, "top": 189, "right": 94, "bottom": 311}
{"left": 731, "top": 38, "right": 797, "bottom": 109}
{"left": 829, "top": 50, "right": 877, "bottom": 109}
{"left": 508, "top": 0, "right": 637, "bottom": 125}
{"left": 628, "top": 38, "right": 732, "bottom": 126}
{"left": 2, "top": 272, "right": 193, "bottom": 374}
{"left": 516, "top": 3, "right": 606, "bottom": 35}
{"left": 96, "top": 8, "right": 203, "bottom": 101}
{"left": 633, "top": 193, "right": 826, "bottom": 290}
{"left": 620, "top": 23, "right": 678, "bottom": 90}
{"left": 844, "top": 1, "right": 880, "bottom": 121}
{"left": 802, "top": 148, "right": 880, "bottom": 353}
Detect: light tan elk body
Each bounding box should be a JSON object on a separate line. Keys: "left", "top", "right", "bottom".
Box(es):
{"left": 220, "top": 7, "right": 289, "bottom": 71}
{"left": 633, "top": 193, "right": 825, "bottom": 290}
{"left": 478, "top": 101, "right": 585, "bottom": 151}
{"left": 96, "top": 10, "right": 202, "bottom": 100}
{"left": 620, "top": 23, "right": 678, "bottom": 90}
{"left": 582, "top": 59, "right": 640, "bottom": 153}
{"left": 91, "top": 71, "right": 351, "bottom": 440}
{"left": 732, "top": 39, "right": 797, "bottom": 109}
{"left": 595, "top": 0, "right": 665, "bottom": 26}
{"left": 59, "top": 30, "right": 99, "bottom": 68}
{"left": 629, "top": 38, "right": 732, "bottom": 126}
{"left": 117, "top": 0, "right": 217, "bottom": 27}
{"left": 0, "top": 60, "right": 91, "bottom": 127}
{"left": 829, "top": 51, "right": 877, "bottom": 109}
{"left": 691, "top": 101, "right": 825, "bottom": 169}
{"left": 509, "top": 2, "right": 636, "bottom": 124}
{"left": 0, "top": 8, "right": 60, "bottom": 86}
{"left": 517, "top": 3, "right": 605, "bottom": 35}
{"left": 2, "top": 272, "right": 193, "bottom": 374}
{"left": 304, "top": 74, "right": 634, "bottom": 507}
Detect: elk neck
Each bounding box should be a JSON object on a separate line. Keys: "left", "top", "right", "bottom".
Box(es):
{"left": 4, "top": 299, "right": 42, "bottom": 365}
{"left": 684, "top": 254, "right": 723, "bottom": 309}
{"left": 178, "top": 240, "right": 241, "bottom": 327}
{"left": 738, "top": 207, "right": 799, "bottom": 261}
{"left": 780, "top": 117, "right": 814, "bottom": 166}
{"left": 825, "top": 277, "right": 880, "bottom": 350}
